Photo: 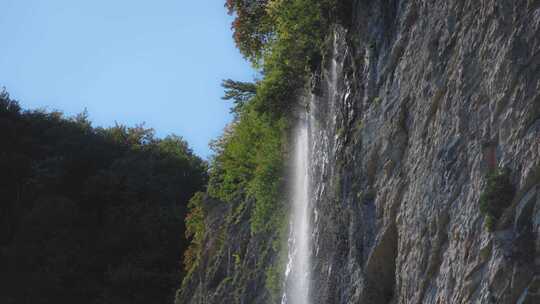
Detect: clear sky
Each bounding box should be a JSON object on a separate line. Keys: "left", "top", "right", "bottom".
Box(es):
{"left": 0, "top": 0, "right": 255, "bottom": 158}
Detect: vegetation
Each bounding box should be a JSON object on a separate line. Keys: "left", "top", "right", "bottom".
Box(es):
{"left": 265, "top": 260, "right": 283, "bottom": 302}
{"left": 180, "top": 0, "right": 345, "bottom": 299}
{"left": 221, "top": 79, "right": 257, "bottom": 116}
{"left": 183, "top": 192, "right": 207, "bottom": 273}
{"left": 226, "top": 0, "right": 341, "bottom": 115}
{"left": 208, "top": 0, "right": 343, "bottom": 233}
{"left": 208, "top": 101, "right": 286, "bottom": 234}
{"left": 0, "top": 90, "right": 207, "bottom": 304}
{"left": 479, "top": 168, "right": 515, "bottom": 231}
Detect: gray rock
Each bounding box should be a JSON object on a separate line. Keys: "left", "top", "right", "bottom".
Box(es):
{"left": 309, "top": 1, "right": 540, "bottom": 303}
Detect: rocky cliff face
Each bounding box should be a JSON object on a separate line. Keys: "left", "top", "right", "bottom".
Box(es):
{"left": 177, "top": 195, "right": 278, "bottom": 304}
{"left": 178, "top": 1, "right": 540, "bottom": 303}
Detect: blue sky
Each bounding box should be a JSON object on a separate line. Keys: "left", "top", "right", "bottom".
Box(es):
{"left": 0, "top": 0, "right": 255, "bottom": 158}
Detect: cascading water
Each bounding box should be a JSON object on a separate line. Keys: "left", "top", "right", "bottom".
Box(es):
{"left": 282, "top": 112, "right": 311, "bottom": 304}
{"left": 282, "top": 31, "right": 340, "bottom": 304}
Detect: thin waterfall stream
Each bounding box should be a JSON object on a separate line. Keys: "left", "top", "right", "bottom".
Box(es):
{"left": 282, "top": 112, "right": 311, "bottom": 304}
{"left": 282, "top": 33, "right": 339, "bottom": 304}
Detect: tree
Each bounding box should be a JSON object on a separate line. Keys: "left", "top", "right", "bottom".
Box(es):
{"left": 221, "top": 79, "right": 257, "bottom": 116}
{"left": 0, "top": 91, "right": 208, "bottom": 304}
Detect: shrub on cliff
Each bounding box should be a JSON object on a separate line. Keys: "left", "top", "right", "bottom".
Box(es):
{"left": 207, "top": 101, "right": 286, "bottom": 233}
{"left": 184, "top": 192, "right": 206, "bottom": 272}
{"left": 479, "top": 168, "right": 515, "bottom": 231}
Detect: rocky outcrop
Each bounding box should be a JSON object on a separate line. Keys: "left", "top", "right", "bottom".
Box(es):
{"left": 176, "top": 196, "right": 277, "bottom": 304}
{"left": 309, "top": 1, "right": 540, "bottom": 303}
{"left": 178, "top": 1, "right": 540, "bottom": 303}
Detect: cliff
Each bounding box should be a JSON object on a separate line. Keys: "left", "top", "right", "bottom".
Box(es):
{"left": 178, "top": 1, "right": 540, "bottom": 303}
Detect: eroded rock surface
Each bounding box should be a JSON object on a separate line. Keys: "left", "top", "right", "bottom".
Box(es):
{"left": 310, "top": 1, "right": 540, "bottom": 303}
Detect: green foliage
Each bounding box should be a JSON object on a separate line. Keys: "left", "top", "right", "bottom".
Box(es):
{"left": 256, "top": 0, "right": 335, "bottom": 115}
{"left": 373, "top": 96, "right": 382, "bottom": 106}
{"left": 479, "top": 168, "right": 515, "bottom": 231}
{"left": 208, "top": 102, "right": 286, "bottom": 234}
{"left": 226, "top": 0, "right": 274, "bottom": 62}
{"left": 208, "top": 107, "right": 265, "bottom": 202}
{"left": 209, "top": 0, "right": 345, "bottom": 233}
{"left": 209, "top": 0, "right": 342, "bottom": 237}
{"left": 265, "top": 262, "right": 283, "bottom": 303}
{"left": 247, "top": 117, "right": 287, "bottom": 233}
{"left": 265, "top": 213, "right": 289, "bottom": 303}
{"left": 184, "top": 192, "right": 206, "bottom": 272}
{"left": 357, "top": 189, "right": 376, "bottom": 205}
{"left": 227, "top": 0, "right": 340, "bottom": 64}
{"left": 484, "top": 215, "right": 495, "bottom": 232}
{"left": 233, "top": 252, "right": 242, "bottom": 267}
{"left": 355, "top": 120, "right": 364, "bottom": 131}
{"left": 225, "top": 0, "right": 340, "bottom": 116}
{"left": 222, "top": 79, "right": 257, "bottom": 115}
{"left": 0, "top": 91, "right": 207, "bottom": 304}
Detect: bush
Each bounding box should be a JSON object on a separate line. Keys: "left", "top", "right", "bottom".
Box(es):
{"left": 184, "top": 192, "right": 206, "bottom": 272}
{"left": 479, "top": 168, "right": 515, "bottom": 231}
{"left": 207, "top": 103, "right": 287, "bottom": 234}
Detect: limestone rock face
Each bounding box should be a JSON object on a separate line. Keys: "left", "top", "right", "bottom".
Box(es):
{"left": 179, "top": 1, "right": 540, "bottom": 303}
{"left": 310, "top": 1, "right": 540, "bottom": 303}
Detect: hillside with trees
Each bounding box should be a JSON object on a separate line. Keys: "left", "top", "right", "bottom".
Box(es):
{"left": 0, "top": 90, "right": 207, "bottom": 304}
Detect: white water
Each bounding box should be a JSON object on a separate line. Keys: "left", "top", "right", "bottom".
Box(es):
{"left": 282, "top": 116, "right": 311, "bottom": 304}
{"left": 281, "top": 30, "right": 341, "bottom": 304}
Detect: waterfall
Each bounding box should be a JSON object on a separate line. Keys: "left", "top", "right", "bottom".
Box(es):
{"left": 282, "top": 31, "right": 340, "bottom": 304}
{"left": 282, "top": 111, "right": 311, "bottom": 304}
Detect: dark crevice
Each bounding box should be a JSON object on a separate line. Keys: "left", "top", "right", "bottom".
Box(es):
{"left": 363, "top": 223, "right": 398, "bottom": 303}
